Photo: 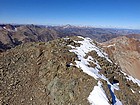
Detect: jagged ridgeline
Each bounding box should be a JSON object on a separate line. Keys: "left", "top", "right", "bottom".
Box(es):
{"left": 0, "top": 36, "right": 140, "bottom": 105}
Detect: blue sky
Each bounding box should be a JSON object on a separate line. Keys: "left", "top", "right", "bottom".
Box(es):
{"left": 0, "top": 0, "right": 140, "bottom": 29}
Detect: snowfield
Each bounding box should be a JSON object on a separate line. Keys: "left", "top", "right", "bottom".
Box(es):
{"left": 68, "top": 36, "right": 123, "bottom": 105}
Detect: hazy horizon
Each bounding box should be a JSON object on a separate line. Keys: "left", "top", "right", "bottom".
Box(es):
{"left": 1, "top": 0, "right": 140, "bottom": 29}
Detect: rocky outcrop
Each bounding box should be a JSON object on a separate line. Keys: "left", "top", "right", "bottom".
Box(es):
{"left": 0, "top": 38, "right": 96, "bottom": 105}
{"left": 0, "top": 36, "right": 140, "bottom": 105}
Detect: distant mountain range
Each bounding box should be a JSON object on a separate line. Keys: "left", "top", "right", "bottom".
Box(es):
{"left": 0, "top": 24, "right": 140, "bottom": 51}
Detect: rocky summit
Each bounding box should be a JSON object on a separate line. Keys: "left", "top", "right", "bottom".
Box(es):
{"left": 0, "top": 36, "right": 140, "bottom": 105}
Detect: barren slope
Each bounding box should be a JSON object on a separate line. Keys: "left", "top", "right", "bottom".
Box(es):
{"left": 101, "top": 36, "right": 140, "bottom": 80}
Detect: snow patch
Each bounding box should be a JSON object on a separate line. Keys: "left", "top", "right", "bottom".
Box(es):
{"left": 107, "top": 44, "right": 115, "bottom": 48}
{"left": 121, "top": 71, "right": 140, "bottom": 86}
{"left": 70, "top": 37, "right": 112, "bottom": 63}
{"left": 3, "top": 26, "right": 6, "bottom": 29}
{"left": 130, "top": 89, "right": 135, "bottom": 93}
{"left": 77, "top": 36, "right": 84, "bottom": 39}
{"left": 67, "top": 45, "right": 75, "bottom": 49}
{"left": 126, "top": 76, "right": 140, "bottom": 86}
{"left": 88, "top": 81, "right": 110, "bottom": 105}
{"left": 63, "top": 37, "right": 70, "bottom": 40}
{"left": 3, "top": 26, "right": 17, "bottom": 32}
{"left": 68, "top": 36, "right": 122, "bottom": 105}
{"left": 69, "top": 42, "right": 107, "bottom": 80}
{"left": 15, "top": 27, "right": 17, "bottom": 31}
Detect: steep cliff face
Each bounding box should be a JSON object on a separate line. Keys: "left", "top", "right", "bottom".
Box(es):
{"left": 0, "top": 36, "right": 140, "bottom": 105}
{"left": 101, "top": 36, "right": 140, "bottom": 80}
